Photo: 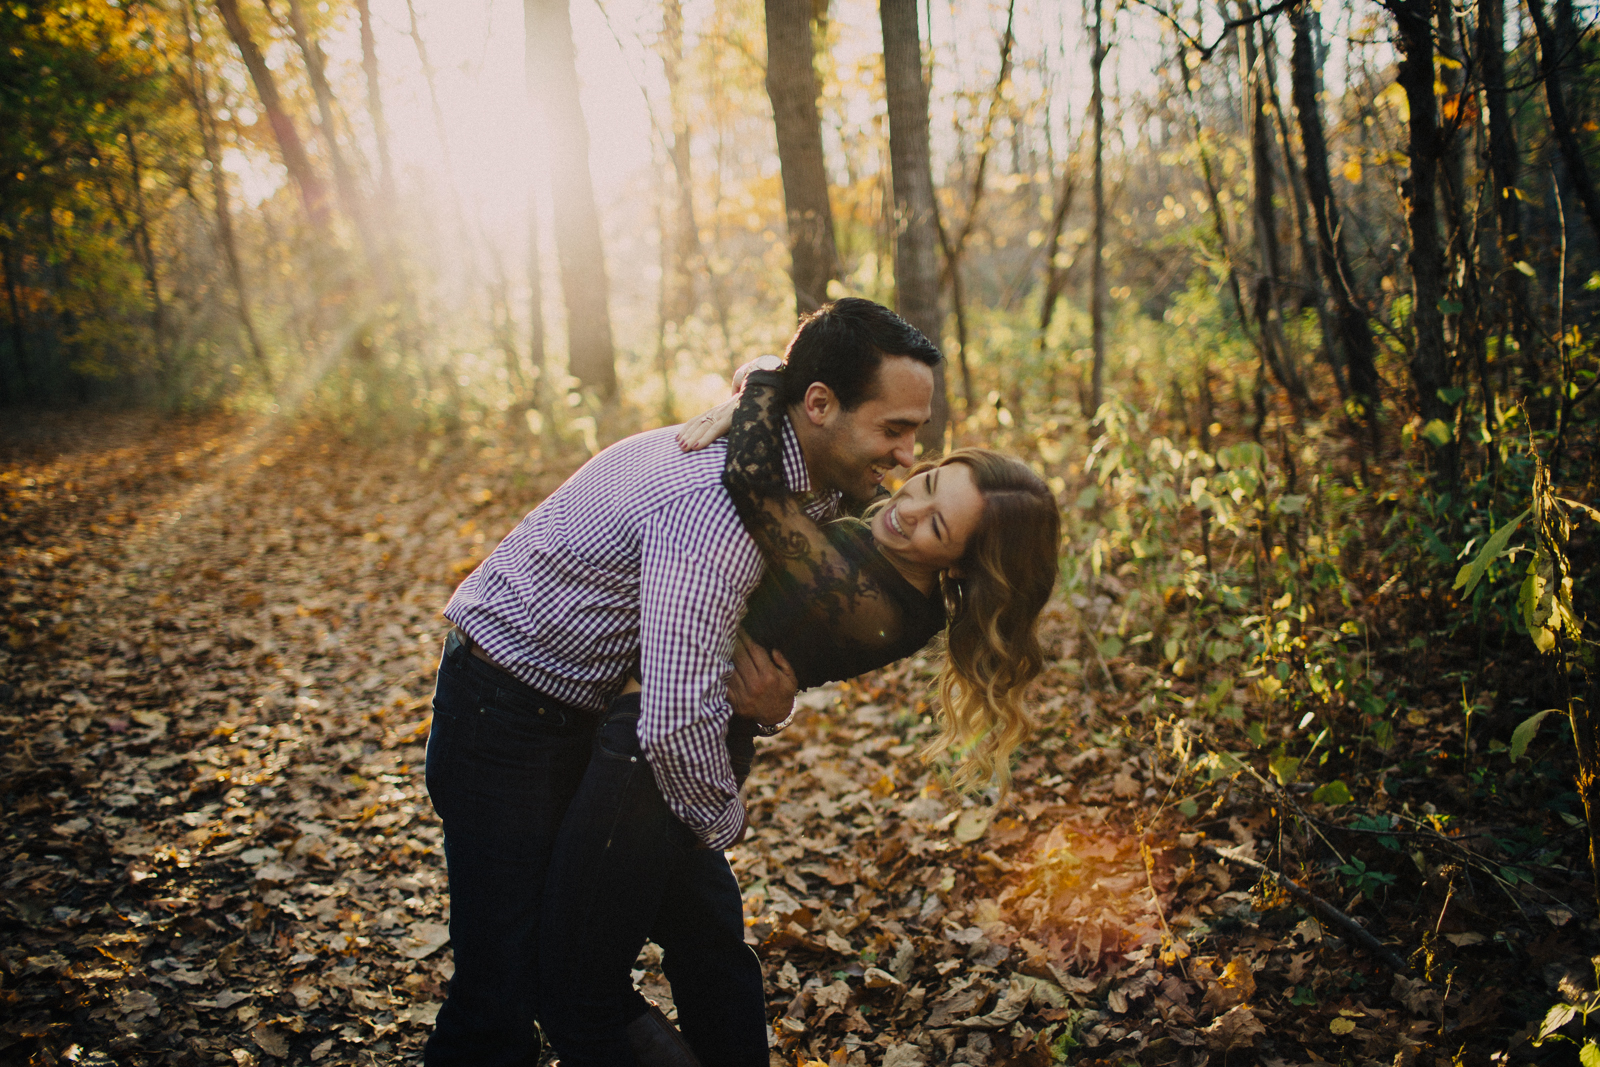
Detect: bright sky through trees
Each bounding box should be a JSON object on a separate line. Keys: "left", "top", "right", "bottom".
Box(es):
{"left": 280, "top": 0, "right": 1364, "bottom": 269}
{"left": 255, "top": 0, "right": 1101, "bottom": 244}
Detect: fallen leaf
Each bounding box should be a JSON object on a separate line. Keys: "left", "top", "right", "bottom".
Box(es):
{"left": 398, "top": 1001, "right": 442, "bottom": 1025}
{"left": 400, "top": 921, "right": 451, "bottom": 959}
{"left": 1202, "top": 1005, "right": 1265, "bottom": 1050}
{"left": 954, "top": 806, "right": 994, "bottom": 844}
{"left": 1200, "top": 956, "right": 1255, "bottom": 1014}
{"left": 253, "top": 1023, "right": 290, "bottom": 1059}
{"left": 863, "top": 967, "right": 902, "bottom": 989}
{"left": 956, "top": 980, "right": 1032, "bottom": 1029}
{"left": 1392, "top": 975, "right": 1443, "bottom": 1016}
{"left": 882, "top": 1046, "right": 926, "bottom": 1067}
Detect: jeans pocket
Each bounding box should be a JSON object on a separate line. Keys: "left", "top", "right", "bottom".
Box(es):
{"left": 594, "top": 710, "right": 642, "bottom": 763}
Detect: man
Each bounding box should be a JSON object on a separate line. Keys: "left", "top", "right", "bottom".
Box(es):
{"left": 424, "top": 298, "right": 942, "bottom": 1066}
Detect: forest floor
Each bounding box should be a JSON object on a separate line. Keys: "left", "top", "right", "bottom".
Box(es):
{"left": 0, "top": 411, "right": 1594, "bottom": 1067}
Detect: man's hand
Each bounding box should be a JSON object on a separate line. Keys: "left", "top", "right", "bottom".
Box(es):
{"left": 726, "top": 630, "right": 798, "bottom": 728}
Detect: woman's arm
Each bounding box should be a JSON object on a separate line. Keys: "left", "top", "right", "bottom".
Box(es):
{"left": 676, "top": 355, "right": 783, "bottom": 451}
{"left": 722, "top": 371, "right": 902, "bottom": 649}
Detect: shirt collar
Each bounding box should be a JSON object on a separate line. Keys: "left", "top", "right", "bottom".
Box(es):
{"left": 779, "top": 415, "right": 842, "bottom": 518}
{"left": 779, "top": 413, "right": 811, "bottom": 494}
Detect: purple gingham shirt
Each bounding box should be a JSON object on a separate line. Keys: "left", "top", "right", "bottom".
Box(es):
{"left": 443, "top": 421, "right": 833, "bottom": 848}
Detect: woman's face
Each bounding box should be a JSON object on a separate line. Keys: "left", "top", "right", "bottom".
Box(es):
{"left": 870, "top": 461, "right": 986, "bottom": 577}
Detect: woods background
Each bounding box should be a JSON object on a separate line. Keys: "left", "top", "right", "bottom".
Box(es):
{"left": 3, "top": 0, "right": 1600, "bottom": 1063}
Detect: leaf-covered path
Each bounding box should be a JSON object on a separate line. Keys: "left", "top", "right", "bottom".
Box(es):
{"left": 0, "top": 415, "right": 1589, "bottom": 1066}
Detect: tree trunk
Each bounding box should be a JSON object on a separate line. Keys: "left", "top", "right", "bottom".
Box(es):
{"left": 1435, "top": 0, "right": 1484, "bottom": 432}
{"left": 1240, "top": 11, "right": 1307, "bottom": 419}
{"left": 1089, "top": 0, "right": 1107, "bottom": 422}
{"left": 525, "top": 187, "right": 552, "bottom": 441}
{"left": 1178, "top": 41, "right": 1258, "bottom": 368}
{"left": 285, "top": 0, "right": 375, "bottom": 261}
{"left": 1038, "top": 167, "right": 1078, "bottom": 350}
{"left": 1393, "top": 0, "right": 1458, "bottom": 486}
{"left": 520, "top": 2, "right": 553, "bottom": 449}
{"left": 659, "top": 0, "right": 700, "bottom": 331}
{"left": 406, "top": 1, "right": 476, "bottom": 266}
{"left": 1527, "top": 0, "right": 1600, "bottom": 247}
{"left": 933, "top": 0, "right": 1015, "bottom": 421}
{"left": 123, "top": 129, "right": 169, "bottom": 373}
{"left": 182, "top": 0, "right": 271, "bottom": 383}
{"left": 355, "top": 0, "right": 395, "bottom": 207}
{"left": 1480, "top": 0, "right": 1531, "bottom": 367}
{"left": 881, "top": 0, "right": 949, "bottom": 453}
{"left": 764, "top": 0, "right": 838, "bottom": 315}
{"left": 1258, "top": 27, "right": 1320, "bottom": 319}
{"left": 1, "top": 232, "right": 28, "bottom": 401}
{"left": 213, "top": 0, "right": 329, "bottom": 223}
{"left": 525, "top": 0, "right": 617, "bottom": 400}
{"left": 1290, "top": 0, "right": 1380, "bottom": 422}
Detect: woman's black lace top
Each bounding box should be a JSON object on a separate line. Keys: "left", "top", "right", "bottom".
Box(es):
{"left": 721, "top": 370, "right": 943, "bottom": 779}
{"left": 724, "top": 369, "right": 944, "bottom": 690}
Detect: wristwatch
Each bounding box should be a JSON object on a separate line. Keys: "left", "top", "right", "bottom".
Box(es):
{"left": 754, "top": 703, "right": 798, "bottom": 736}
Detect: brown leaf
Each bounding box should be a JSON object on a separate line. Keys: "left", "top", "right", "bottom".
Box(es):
{"left": 926, "top": 980, "right": 991, "bottom": 1027}
{"left": 1201, "top": 1005, "right": 1265, "bottom": 1050}
{"left": 956, "top": 979, "right": 1032, "bottom": 1029}
{"left": 252, "top": 1023, "right": 290, "bottom": 1059}
{"left": 1391, "top": 975, "right": 1443, "bottom": 1017}
{"left": 864, "top": 967, "right": 903, "bottom": 990}
{"left": 399, "top": 921, "right": 451, "bottom": 959}
{"left": 1200, "top": 956, "right": 1255, "bottom": 1015}
{"left": 882, "top": 1045, "right": 927, "bottom": 1067}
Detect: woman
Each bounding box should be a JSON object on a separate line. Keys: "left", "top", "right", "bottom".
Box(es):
{"left": 537, "top": 360, "right": 1061, "bottom": 1067}
{"left": 695, "top": 361, "right": 1061, "bottom": 791}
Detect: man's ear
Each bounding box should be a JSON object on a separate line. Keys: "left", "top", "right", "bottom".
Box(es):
{"left": 802, "top": 382, "right": 837, "bottom": 427}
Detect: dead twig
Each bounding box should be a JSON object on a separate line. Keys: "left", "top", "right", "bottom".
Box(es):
{"left": 1202, "top": 842, "right": 1414, "bottom": 977}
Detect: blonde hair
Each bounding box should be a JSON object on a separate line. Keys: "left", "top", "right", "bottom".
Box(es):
{"left": 916, "top": 449, "right": 1061, "bottom": 792}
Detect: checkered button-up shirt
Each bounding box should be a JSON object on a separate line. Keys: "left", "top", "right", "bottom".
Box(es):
{"left": 444, "top": 422, "right": 833, "bottom": 848}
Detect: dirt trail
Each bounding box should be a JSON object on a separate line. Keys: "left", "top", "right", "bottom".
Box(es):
{"left": 1, "top": 416, "right": 571, "bottom": 1064}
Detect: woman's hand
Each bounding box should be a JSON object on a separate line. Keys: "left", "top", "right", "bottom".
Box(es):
{"left": 726, "top": 631, "right": 798, "bottom": 728}
{"left": 676, "top": 395, "right": 739, "bottom": 452}
{"left": 676, "top": 355, "right": 781, "bottom": 452}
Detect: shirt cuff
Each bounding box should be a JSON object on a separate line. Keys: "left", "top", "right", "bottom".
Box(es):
{"left": 698, "top": 795, "right": 747, "bottom": 850}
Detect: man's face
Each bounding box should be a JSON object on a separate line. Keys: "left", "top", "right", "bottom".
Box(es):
{"left": 806, "top": 356, "right": 934, "bottom": 503}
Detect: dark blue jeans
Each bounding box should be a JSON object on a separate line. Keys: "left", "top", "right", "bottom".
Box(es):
{"left": 424, "top": 636, "right": 767, "bottom": 1067}
{"left": 538, "top": 694, "right": 769, "bottom": 1067}
{"left": 423, "top": 631, "right": 596, "bottom": 1067}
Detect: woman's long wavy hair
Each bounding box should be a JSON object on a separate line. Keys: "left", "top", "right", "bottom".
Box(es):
{"left": 907, "top": 449, "right": 1061, "bottom": 792}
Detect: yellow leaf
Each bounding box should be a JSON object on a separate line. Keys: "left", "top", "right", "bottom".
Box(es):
{"left": 954, "top": 806, "right": 994, "bottom": 844}
{"left": 1342, "top": 158, "right": 1363, "bottom": 184}
{"left": 1330, "top": 1016, "right": 1358, "bottom": 1034}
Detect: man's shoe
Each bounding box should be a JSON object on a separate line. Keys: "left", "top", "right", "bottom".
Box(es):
{"left": 625, "top": 1003, "right": 703, "bottom": 1067}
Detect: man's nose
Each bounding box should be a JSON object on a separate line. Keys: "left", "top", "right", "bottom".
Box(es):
{"left": 889, "top": 440, "right": 916, "bottom": 469}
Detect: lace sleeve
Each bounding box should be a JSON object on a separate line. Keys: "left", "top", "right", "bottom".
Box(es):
{"left": 722, "top": 371, "right": 906, "bottom": 651}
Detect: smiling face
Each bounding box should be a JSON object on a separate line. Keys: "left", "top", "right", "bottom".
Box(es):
{"left": 802, "top": 356, "right": 935, "bottom": 504}
{"left": 870, "top": 461, "right": 987, "bottom": 589}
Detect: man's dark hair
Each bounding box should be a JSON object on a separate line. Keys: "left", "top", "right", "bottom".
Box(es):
{"left": 780, "top": 298, "right": 943, "bottom": 410}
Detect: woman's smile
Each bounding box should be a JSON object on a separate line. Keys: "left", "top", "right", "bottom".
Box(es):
{"left": 870, "top": 462, "right": 986, "bottom": 588}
